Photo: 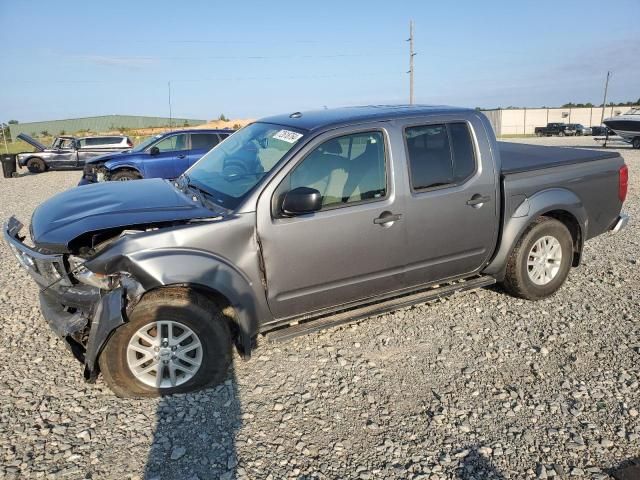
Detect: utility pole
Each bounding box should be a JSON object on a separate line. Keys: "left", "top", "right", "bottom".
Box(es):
{"left": 1, "top": 123, "right": 9, "bottom": 154}
{"left": 407, "top": 20, "right": 415, "bottom": 105}
{"left": 168, "top": 81, "right": 173, "bottom": 130}
{"left": 600, "top": 71, "right": 610, "bottom": 124}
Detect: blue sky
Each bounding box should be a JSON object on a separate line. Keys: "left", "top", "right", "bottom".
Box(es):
{"left": 1, "top": 0, "right": 638, "bottom": 122}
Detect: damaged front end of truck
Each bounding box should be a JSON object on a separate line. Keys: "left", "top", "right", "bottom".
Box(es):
{"left": 3, "top": 178, "right": 228, "bottom": 381}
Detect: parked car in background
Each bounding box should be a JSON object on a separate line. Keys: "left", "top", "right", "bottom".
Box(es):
{"left": 592, "top": 125, "right": 623, "bottom": 138}
{"left": 534, "top": 123, "right": 568, "bottom": 137}
{"left": 5, "top": 105, "right": 629, "bottom": 396}
{"left": 77, "top": 136, "right": 133, "bottom": 149}
{"left": 565, "top": 124, "right": 592, "bottom": 136}
{"left": 79, "top": 129, "right": 232, "bottom": 184}
{"left": 16, "top": 134, "right": 133, "bottom": 173}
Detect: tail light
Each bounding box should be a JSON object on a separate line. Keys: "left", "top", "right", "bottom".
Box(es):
{"left": 619, "top": 165, "right": 628, "bottom": 203}
{"left": 127, "top": 138, "right": 133, "bottom": 147}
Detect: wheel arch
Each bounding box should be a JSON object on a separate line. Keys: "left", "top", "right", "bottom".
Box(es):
{"left": 142, "top": 283, "right": 245, "bottom": 351}
{"left": 483, "top": 188, "right": 587, "bottom": 280}
{"left": 87, "top": 247, "right": 265, "bottom": 357}
{"left": 109, "top": 164, "right": 143, "bottom": 178}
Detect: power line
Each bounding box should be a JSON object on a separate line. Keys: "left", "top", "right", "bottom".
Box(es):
{"left": 5, "top": 71, "right": 403, "bottom": 85}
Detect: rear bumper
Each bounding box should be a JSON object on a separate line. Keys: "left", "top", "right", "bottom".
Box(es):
{"left": 611, "top": 213, "right": 629, "bottom": 233}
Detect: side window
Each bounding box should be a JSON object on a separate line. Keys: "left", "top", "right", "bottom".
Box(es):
{"left": 277, "top": 131, "right": 386, "bottom": 211}
{"left": 449, "top": 123, "right": 476, "bottom": 183}
{"left": 191, "top": 133, "right": 220, "bottom": 151}
{"left": 405, "top": 122, "right": 476, "bottom": 190}
{"left": 60, "top": 138, "right": 75, "bottom": 149}
{"left": 154, "top": 134, "right": 187, "bottom": 153}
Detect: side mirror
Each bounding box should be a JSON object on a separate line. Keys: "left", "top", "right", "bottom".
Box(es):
{"left": 282, "top": 187, "right": 322, "bottom": 215}
{"left": 149, "top": 146, "right": 160, "bottom": 155}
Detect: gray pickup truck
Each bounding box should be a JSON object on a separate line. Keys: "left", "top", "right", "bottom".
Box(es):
{"left": 16, "top": 133, "right": 133, "bottom": 173}
{"left": 4, "top": 106, "right": 629, "bottom": 397}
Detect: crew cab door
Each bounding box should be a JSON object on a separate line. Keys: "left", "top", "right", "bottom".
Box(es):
{"left": 399, "top": 116, "right": 499, "bottom": 287}
{"left": 49, "top": 137, "right": 79, "bottom": 168}
{"left": 145, "top": 133, "right": 189, "bottom": 179}
{"left": 256, "top": 125, "right": 406, "bottom": 320}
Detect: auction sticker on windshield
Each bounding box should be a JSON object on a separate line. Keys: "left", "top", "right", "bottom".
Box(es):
{"left": 273, "top": 130, "right": 303, "bottom": 143}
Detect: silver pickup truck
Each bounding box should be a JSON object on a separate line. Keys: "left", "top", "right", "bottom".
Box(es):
{"left": 4, "top": 106, "right": 629, "bottom": 397}
{"left": 16, "top": 133, "right": 132, "bottom": 173}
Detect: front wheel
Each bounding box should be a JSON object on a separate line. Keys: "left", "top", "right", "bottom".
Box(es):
{"left": 26, "top": 157, "right": 46, "bottom": 173}
{"left": 111, "top": 169, "right": 141, "bottom": 181}
{"left": 633, "top": 137, "right": 640, "bottom": 149}
{"left": 99, "top": 289, "right": 232, "bottom": 397}
{"left": 558, "top": 131, "right": 565, "bottom": 137}
{"left": 501, "top": 217, "right": 573, "bottom": 300}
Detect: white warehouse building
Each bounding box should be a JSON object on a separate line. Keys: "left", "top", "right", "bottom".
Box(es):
{"left": 481, "top": 105, "right": 638, "bottom": 136}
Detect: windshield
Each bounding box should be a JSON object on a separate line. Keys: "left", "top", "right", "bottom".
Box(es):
{"left": 185, "top": 122, "right": 306, "bottom": 209}
{"left": 132, "top": 134, "right": 163, "bottom": 152}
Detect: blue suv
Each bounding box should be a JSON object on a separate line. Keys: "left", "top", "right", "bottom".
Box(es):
{"left": 79, "top": 129, "right": 233, "bottom": 185}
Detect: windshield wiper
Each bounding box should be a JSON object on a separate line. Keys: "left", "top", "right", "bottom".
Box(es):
{"left": 179, "top": 174, "right": 222, "bottom": 209}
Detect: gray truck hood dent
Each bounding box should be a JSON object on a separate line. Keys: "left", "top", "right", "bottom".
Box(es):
{"left": 31, "top": 179, "right": 218, "bottom": 251}
{"left": 17, "top": 133, "right": 47, "bottom": 152}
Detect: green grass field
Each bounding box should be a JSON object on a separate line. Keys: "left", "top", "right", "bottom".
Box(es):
{"left": 2, "top": 139, "right": 39, "bottom": 155}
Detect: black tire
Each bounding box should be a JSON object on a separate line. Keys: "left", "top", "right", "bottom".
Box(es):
{"left": 99, "top": 288, "right": 232, "bottom": 397}
{"left": 501, "top": 217, "right": 573, "bottom": 300}
{"left": 536, "top": 131, "right": 543, "bottom": 137}
{"left": 111, "top": 169, "right": 141, "bottom": 181}
{"left": 26, "top": 157, "right": 46, "bottom": 173}
{"left": 558, "top": 131, "right": 565, "bottom": 137}
{"left": 633, "top": 137, "right": 640, "bottom": 149}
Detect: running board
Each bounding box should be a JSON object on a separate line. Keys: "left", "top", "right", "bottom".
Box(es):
{"left": 264, "top": 275, "right": 496, "bottom": 343}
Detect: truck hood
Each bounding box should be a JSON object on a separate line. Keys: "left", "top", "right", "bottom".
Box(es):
{"left": 31, "top": 178, "right": 218, "bottom": 252}
{"left": 17, "top": 133, "right": 47, "bottom": 152}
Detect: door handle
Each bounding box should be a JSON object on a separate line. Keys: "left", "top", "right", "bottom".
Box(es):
{"left": 466, "top": 194, "right": 491, "bottom": 208}
{"left": 373, "top": 212, "right": 402, "bottom": 225}
{"left": 177, "top": 154, "right": 186, "bottom": 159}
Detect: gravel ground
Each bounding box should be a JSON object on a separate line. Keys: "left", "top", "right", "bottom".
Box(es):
{"left": 0, "top": 136, "right": 638, "bottom": 480}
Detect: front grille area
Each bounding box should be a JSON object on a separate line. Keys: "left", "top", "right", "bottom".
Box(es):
{"left": 5, "top": 216, "right": 72, "bottom": 289}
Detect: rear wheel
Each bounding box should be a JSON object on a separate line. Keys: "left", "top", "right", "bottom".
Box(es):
{"left": 111, "top": 169, "right": 141, "bottom": 181}
{"left": 633, "top": 137, "right": 640, "bottom": 149}
{"left": 26, "top": 157, "right": 46, "bottom": 173}
{"left": 502, "top": 217, "right": 573, "bottom": 300}
{"left": 536, "top": 131, "right": 543, "bottom": 137}
{"left": 99, "top": 289, "right": 232, "bottom": 397}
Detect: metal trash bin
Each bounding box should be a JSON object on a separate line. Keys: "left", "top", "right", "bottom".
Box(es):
{"left": 1, "top": 154, "right": 17, "bottom": 178}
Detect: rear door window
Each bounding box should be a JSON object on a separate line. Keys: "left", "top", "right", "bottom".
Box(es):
{"left": 404, "top": 122, "right": 476, "bottom": 191}
{"left": 190, "top": 133, "right": 220, "bottom": 150}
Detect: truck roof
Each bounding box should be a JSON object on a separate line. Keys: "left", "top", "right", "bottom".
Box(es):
{"left": 260, "top": 105, "right": 474, "bottom": 131}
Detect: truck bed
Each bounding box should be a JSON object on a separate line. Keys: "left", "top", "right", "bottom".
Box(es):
{"left": 499, "top": 142, "right": 620, "bottom": 174}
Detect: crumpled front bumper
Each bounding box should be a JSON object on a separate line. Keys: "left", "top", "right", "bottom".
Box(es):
{"left": 4, "top": 216, "right": 127, "bottom": 381}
